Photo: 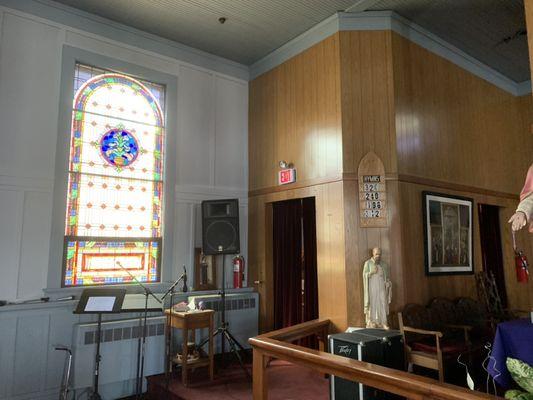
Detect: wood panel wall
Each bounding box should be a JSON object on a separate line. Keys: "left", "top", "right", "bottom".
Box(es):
{"left": 248, "top": 34, "right": 342, "bottom": 194}
{"left": 343, "top": 179, "right": 406, "bottom": 327}
{"left": 337, "top": 30, "right": 404, "bottom": 327}
{"left": 525, "top": 0, "right": 533, "bottom": 84}
{"left": 248, "top": 34, "right": 349, "bottom": 332}
{"left": 400, "top": 183, "right": 533, "bottom": 310}
{"left": 249, "top": 28, "right": 533, "bottom": 335}
{"left": 392, "top": 33, "right": 532, "bottom": 194}
{"left": 248, "top": 182, "right": 348, "bottom": 332}
{"left": 391, "top": 32, "right": 533, "bottom": 310}
{"left": 339, "top": 30, "right": 397, "bottom": 175}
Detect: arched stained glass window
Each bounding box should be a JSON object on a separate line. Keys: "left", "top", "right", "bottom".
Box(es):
{"left": 63, "top": 63, "right": 166, "bottom": 287}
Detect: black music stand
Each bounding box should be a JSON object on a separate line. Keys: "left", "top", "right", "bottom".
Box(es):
{"left": 75, "top": 288, "right": 126, "bottom": 400}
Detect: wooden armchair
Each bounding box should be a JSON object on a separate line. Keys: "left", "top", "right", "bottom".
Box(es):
{"left": 398, "top": 303, "right": 470, "bottom": 382}
{"left": 398, "top": 306, "right": 445, "bottom": 381}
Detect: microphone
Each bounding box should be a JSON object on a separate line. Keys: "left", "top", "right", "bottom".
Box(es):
{"left": 182, "top": 265, "right": 188, "bottom": 293}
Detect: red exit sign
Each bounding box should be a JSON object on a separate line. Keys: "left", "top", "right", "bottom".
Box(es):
{"left": 278, "top": 168, "right": 296, "bottom": 185}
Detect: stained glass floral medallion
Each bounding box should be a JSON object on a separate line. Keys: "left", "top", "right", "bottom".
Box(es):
{"left": 63, "top": 63, "right": 166, "bottom": 287}
{"left": 98, "top": 126, "right": 141, "bottom": 170}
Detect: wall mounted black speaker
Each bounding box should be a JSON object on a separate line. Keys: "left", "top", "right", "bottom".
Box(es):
{"left": 201, "top": 199, "right": 240, "bottom": 255}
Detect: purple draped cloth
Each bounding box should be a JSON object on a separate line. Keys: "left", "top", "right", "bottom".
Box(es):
{"left": 487, "top": 318, "right": 533, "bottom": 388}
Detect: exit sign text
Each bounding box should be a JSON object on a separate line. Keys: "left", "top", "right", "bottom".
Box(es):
{"left": 278, "top": 168, "right": 296, "bottom": 185}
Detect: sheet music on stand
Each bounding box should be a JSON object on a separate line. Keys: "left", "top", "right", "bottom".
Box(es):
{"left": 74, "top": 288, "right": 126, "bottom": 314}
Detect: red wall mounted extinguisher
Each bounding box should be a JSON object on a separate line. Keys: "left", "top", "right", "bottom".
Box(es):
{"left": 512, "top": 231, "right": 529, "bottom": 283}
{"left": 514, "top": 249, "right": 529, "bottom": 283}
{"left": 233, "top": 255, "right": 245, "bottom": 288}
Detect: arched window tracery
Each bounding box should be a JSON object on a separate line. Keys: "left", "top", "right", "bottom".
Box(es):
{"left": 63, "top": 64, "right": 165, "bottom": 287}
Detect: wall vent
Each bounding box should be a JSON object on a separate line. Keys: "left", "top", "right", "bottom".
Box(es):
{"left": 83, "top": 322, "right": 165, "bottom": 345}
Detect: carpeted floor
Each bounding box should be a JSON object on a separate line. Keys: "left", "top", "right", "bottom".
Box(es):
{"left": 147, "top": 360, "right": 330, "bottom": 400}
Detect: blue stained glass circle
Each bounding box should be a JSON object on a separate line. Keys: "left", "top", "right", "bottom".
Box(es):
{"left": 99, "top": 128, "right": 139, "bottom": 168}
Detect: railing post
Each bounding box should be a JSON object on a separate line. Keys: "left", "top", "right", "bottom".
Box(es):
{"left": 317, "top": 325, "right": 329, "bottom": 353}
{"left": 253, "top": 348, "right": 268, "bottom": 400}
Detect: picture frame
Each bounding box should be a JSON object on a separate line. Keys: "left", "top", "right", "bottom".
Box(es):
{"left": 422, "top": 192, "right": 474, "bottom": 276}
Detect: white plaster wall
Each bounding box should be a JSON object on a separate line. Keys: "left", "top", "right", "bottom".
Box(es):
{"left": 0, "top": 3, "right": 249, "bottom": 399}
{"left": 0, "top": 6, "right": 248, "bottom": 302}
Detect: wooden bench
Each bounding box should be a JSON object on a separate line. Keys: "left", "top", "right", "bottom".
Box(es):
{"left": 398, "top": 297, "right": 491, "bottom": 382}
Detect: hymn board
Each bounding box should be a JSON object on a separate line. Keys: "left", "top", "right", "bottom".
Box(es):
{"left": 358, "top": 152, "right": 387, "bottom": 228}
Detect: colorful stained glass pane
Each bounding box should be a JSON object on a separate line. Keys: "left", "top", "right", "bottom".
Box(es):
{"left": 63, "top": 63, "right": 165, "bottom": 287}
{"left": 100, "top": 128, "right": 140, "bottom": 169}
{"left": 63, "top": 238, "right": 160, "bottom": 286}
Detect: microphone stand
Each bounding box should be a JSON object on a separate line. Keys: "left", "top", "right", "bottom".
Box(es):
{"left": 116, "top": 261, "right": 162, "bottom": 400}
{"left": 160, "top": 266, "right": 188, "bottom": 397}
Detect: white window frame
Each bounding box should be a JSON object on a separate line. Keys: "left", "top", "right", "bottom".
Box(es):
{"left": 47, "top": 45, "right": 177, "bottom": 294}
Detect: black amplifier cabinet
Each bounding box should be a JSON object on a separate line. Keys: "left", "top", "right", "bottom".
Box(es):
{"left": 329, "top": 329, "right": 405, "bottom": 400}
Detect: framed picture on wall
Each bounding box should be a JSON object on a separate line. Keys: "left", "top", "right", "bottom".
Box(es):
{"left": 422, "top": 192, "right": 474, "bottom": 276}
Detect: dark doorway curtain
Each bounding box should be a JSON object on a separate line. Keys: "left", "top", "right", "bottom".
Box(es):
{"left": 272, "top": 198, "right": 319, "bottom": 336}
{"left": 302, "top": 198, "right": 318, "bottom": 324}
{"left": 478, "top": 204, "right": 507, "bottom": 307}
{"left": 273, "top": 199, "right": 303, "bottom": 330}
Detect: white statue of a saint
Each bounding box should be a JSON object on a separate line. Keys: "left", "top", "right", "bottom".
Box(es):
{"left": 362, "top": 247, "right": 392, "bottom": 329}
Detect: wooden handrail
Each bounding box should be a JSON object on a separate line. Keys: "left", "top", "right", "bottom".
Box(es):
{"left": 256, "top": 318, "right": 331, "bottom": 342}
{"left": 249, "top": 319, "right": 502, "bottom": 400}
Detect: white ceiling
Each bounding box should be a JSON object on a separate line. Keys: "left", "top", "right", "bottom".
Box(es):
{"left": 51, "top": 0, "right": 358, "bottom": 65}
{"left": 51, "top": 0, "right": 530, "bottom": 82}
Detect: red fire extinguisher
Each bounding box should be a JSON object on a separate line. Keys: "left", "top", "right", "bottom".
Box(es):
{"left": 512, "top": 231, "right": 529, "bottom": 283}
{"left": 233, "top": 255, "right": 245, "bottom": 288}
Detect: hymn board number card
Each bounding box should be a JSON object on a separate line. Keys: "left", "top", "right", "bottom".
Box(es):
{"left": 358, "top": 152, "right": 388, "bottom": 228}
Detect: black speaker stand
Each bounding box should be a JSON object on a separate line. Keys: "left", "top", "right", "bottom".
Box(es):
{"left": 198, "top": 254, "right": 250, "bottom": 380}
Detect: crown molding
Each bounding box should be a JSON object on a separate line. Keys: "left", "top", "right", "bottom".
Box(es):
{"left": 385, "top": 11, "right": 529, "bottom": 96}
{"left": 516, "top": 80, "right": 532, "bottom": 97}
{"left": 0, "top": 1, "right": 529, "bottom": 94}
{"left": 250, "top": 11, "right": 531, "bottom": 96}
{"left": 249, "top": 13, "right": 341, "bottom": 80}
{"left": 0, "top": 0, "right": 249, "bottom": 81}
